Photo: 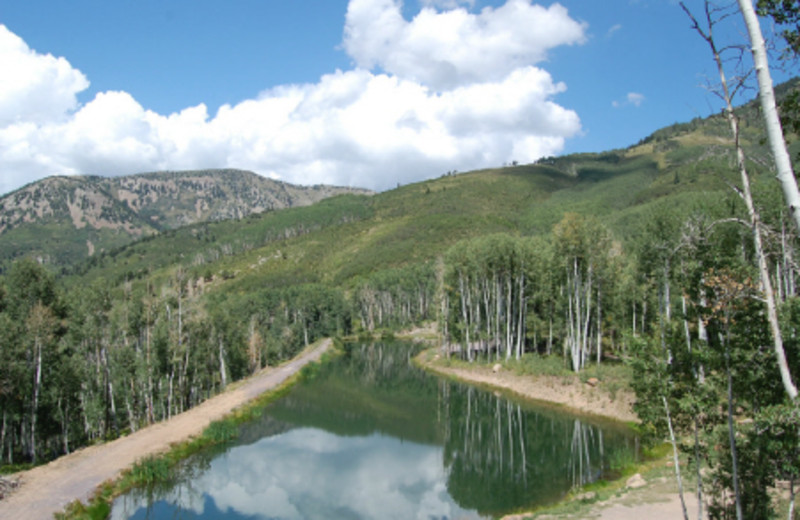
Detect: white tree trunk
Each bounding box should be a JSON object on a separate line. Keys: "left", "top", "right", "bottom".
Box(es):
{"left": 737, "top": 0, "right": 800, "bottom": 234}
{"left": 516, "top": 272, "right": 525, "bottom": 360}
{"left": 219, "top": 337, "right": 228, "bottom": 389}
{"left": 582, "top": 264, "right": 593, "bottom": 369}
{"left": 596, "top": 287, "right": 602, "bottom": 364}
{"left": 31, "top": 336, "right": 42, "bottom": 463}
{"left": 459, "top": 273, "right": 471, "bottom": 361}
{"left": 683, "top": 0, "right": 799, "bottom": 401}
{"left": 664, "top": 396, "right": 690, "bottom": 520}
{"left": 505, "top": 275, "right": 513, "bottom": 360}
{"left": 727, "top": 22, "right": 799, "bottom": 401}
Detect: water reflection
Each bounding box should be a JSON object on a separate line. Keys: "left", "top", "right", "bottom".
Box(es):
{"left": 439, "top": 381, "right": 631, "bottom": 514}
{"left": 113, "top": 428, "right": 482, "bottom": 520}
{"left": 112, "top": 342, "right": 636, "bottom": 519}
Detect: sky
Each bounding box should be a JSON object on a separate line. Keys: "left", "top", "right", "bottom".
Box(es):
{"left": 0, "top": 0, "right": 796, "bottom": 196}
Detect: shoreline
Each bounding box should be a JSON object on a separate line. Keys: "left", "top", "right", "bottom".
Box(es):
{"left": 0, "top": 340, "right": 332, "bottom": 520}
{"left": 415, "top": 351, "right": 639, "bottom": 425}
{"left": 415, "top": 349, "right": 699, "bottom": 520}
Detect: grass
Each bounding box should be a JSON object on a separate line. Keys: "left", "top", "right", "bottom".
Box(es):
{"left": 578, "top": 361, "right": 633, "bottom": 402}
{"left": 56, "top": 482, "right": 114, "bottom": 520}
{"left": 509, "top": 353, "right": 572, "bottom": 378}
{"left": 0, "top": 462, "right": 33, "bottom": 476}
{"left": 441, "top": 351, "right": 634, "bottom": 402}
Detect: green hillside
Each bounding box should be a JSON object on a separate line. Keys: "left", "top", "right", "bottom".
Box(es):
{"left": 25, "top": 78, "right": 798, "bottom": 291}
{"left": 0, "top": 169, "right": 370, "bottom": 273}
{"left": 61, "top": 118, "right": 775, "bottom": 292}
{"left": 4, "top": 80, "right": 800, "bottom": 520}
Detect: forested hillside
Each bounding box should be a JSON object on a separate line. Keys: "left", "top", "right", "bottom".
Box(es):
{"left": 0, "top": 169, "right": 370, "bottom": 272}
{"left": 1, "top": 80, "right": 800, "bottom": 518}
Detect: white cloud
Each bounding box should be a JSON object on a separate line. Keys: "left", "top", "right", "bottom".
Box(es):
{"left": 0, "top": 2, "right": 586, "bottom": 195}
{"left": 0, "top": 26, "right": 88, "bottom": 126}
{"left": 627, "top": 92, "right": 645, "bottom": 106}
{"left": 343, "top": 0, "right": 586, "bottom": 90}
{"left": 612, "top": 91, "right": 645, "bottom": 108}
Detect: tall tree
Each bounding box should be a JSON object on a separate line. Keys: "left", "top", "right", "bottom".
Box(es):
{"left": 25, "top": 303, "right": 58, "bottom": 463}
{"left": 553, "top": 214, "right": 614, "bottom": 372}
{"left": 682, "top": 0, "right": 799, "bottom": 400}
{"left": 738, "top": 0, "right": 800, "bottom": 241}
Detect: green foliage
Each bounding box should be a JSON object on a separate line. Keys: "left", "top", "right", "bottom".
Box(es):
{"left": 202, "top": 420, "right": 238, "bottom": 444}
{"left": 3, "top": 79, "right": 800, "bottom": 517}
{"left": 354, "top": 262, "right": 436, "bottom": 333}
{"left": 758, "top": 1, "right": 800, "bottom": 55}
{"left": 442, "top": 233, "right": 544, "bottom": 360}
{"left": 127, "top": 456, "right": 170, "bottom": 487}
{"left": 58, "top": 493, "right": 112, "bottom": 520}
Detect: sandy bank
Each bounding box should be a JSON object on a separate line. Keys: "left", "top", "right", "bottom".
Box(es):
{"left": 419, "top": 355, "right": 639, "bottom": 424}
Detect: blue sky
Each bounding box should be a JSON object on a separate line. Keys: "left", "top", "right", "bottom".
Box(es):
{"left": 0, "top": 0, "right": 795, "bottom": 195}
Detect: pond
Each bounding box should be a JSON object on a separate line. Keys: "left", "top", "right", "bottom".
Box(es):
{"left": 111, "top": 341, "right": 638, "bottom": 520}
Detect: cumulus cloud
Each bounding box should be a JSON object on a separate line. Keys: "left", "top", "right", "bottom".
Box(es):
{"left": 0, "top": 0, "right": 586, "bottom": 195}
{"left": 343, "top": 0, "right": 586, "bottom": 90}
{"left": 0, "top": 26, "right": 88, "bottom": 126}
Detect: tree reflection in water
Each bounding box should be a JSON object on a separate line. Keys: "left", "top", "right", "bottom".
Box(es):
{"left": 111, "top": 342, "right": 636, "bottom": 519}
{"left": 438, "top": 372, "right": 633, "bottom": 515}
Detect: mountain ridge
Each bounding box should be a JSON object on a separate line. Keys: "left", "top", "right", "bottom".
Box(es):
{"left": 0, "top": 169, "right": 371, "bottom": 270}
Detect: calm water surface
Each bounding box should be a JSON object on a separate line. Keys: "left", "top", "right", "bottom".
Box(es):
{"left": 112, "top": 342, "right": 637, "bottom": 520}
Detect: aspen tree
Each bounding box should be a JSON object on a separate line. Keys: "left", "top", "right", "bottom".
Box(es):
{"left": 681, "top": 0, "right": 798, "bottom": 402}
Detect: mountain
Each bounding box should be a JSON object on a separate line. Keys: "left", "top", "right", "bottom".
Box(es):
{"left": 0, "top": 169, "right": 371, "bottom": 271}
{"left": 61, "top": 79, "right": 800, "bottom": 290}
{"left": 4, "top": 82, "right": 798, "bottom": 508}
{"left": 5, "top": 79, "right": 800, "bottom": 279}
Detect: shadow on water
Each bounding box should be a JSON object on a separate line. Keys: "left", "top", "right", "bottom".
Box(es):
{"left": 112, "top": 341, "right": 638, "bottom": 520}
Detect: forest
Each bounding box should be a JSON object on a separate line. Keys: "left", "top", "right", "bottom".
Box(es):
{"left": 2, "top": 181, "right": 799, "bottom": 517}
{"left": 1, "top": 2, "right": 800, "bottom": 519}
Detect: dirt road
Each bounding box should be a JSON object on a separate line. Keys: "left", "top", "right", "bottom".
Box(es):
{"left": 0, "top": 339, "right": 331, "bottom": 520}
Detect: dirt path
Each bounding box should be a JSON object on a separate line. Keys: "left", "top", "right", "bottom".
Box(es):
{"left": 0, "top": 339, "right": 331, "bottom": 520}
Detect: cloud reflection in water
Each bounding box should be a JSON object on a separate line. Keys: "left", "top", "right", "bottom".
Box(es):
{"left": 112, "top": 427, "right": 486, "bottom": 520}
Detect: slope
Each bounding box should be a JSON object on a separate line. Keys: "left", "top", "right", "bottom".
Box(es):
{"left": 0, "top": 169, "right": 371, "bottom": 272}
